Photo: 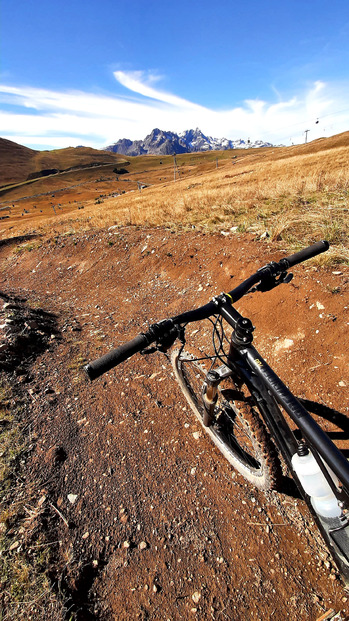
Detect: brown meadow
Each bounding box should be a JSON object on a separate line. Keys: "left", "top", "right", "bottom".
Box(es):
{"left": 1, "top": 132, "right": 348, "bottom": 264}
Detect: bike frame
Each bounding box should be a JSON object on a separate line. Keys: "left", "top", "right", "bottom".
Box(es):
{"left": 189, "top": 295, "right": 349, "bottom": 585}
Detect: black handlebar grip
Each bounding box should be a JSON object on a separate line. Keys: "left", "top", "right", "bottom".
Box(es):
{"left": 84, "top": 333, "right": 149, "bottom": 381}
{"left": 282, "top": 240, "right": 329, "bottom": 268}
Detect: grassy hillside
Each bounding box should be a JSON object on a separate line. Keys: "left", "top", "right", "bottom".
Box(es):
{"left": 82, "top": 131, "right": 349, "bottom": 264}
{"left": 0, "top": 138, "right": 127, "bottom": 187}
{"left": 0, "top": 138, "right": 38, "bottom": 186}
{"left": 1, "top": 132, "right": 348, "bottom": 263}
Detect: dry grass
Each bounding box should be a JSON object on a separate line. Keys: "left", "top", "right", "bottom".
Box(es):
{"left": 80, "top": 148, "right": 349, "bottom": 264}
{"left": 0, "top": 378, "right": 70, "bottom": 620}
{"left": 2, "top": 135, "right": 349, "bottom": 264}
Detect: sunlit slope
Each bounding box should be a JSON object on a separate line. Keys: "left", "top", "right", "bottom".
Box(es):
{"left": 83, "top": 131, "right": 349, "bottom": 263}
{"left": 1, "top": 132, "right": 348, "bottom": 263}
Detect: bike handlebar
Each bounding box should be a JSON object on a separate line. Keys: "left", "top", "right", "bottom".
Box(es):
{"left": 227, "top": 239, "right": 330, "bottom": 303}
{"left": 85, "top": 333, "right": 150, "bottom": 380}
{"left": 279, "top": 240, "right": 329, "bottom": 269}
{"left": 85, "top": 240, "right": 330, "bottom": 380}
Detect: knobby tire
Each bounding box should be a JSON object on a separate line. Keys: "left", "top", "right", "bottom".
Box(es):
{"left": 171, "top": 348, "right": 282, "bottom": 491}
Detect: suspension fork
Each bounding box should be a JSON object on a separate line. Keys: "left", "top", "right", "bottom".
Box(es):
{"left": 202, "top": 365, "right": 233, "bottom": 426}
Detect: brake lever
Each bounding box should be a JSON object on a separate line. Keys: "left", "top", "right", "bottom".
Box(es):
{"left": 256, "top": 271, "right": 293, "bottom": 292}
{"left": 280, "top": 272, "right": 293, "bottom": 285}
{"left": 141, "top": 323, "right": 181, "bottom": 355}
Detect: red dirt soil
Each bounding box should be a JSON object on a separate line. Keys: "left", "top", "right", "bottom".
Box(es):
{"left": 1, "top": 226, "right": 348, "bottom": 620}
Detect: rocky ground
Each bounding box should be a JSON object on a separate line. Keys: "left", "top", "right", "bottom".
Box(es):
{"left": 0, "top": 226, "right": 348, "bottom": 620}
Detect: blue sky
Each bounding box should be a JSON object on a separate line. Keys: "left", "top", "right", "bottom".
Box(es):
{"left": 1, "top": 0, "right": 349, "bottom": 150}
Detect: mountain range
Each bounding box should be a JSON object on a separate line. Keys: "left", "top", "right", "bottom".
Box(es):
{"left": 105, "top": 128, "right": 274, "bottom": 156}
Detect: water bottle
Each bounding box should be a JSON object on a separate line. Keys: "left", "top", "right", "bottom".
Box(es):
{"left": 291, "top": 443, "right": 341, "bottom": 518}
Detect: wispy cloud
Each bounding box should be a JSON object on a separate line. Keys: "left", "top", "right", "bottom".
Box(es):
{"left": 114, "top": 70, "right": 206, "bottom": 111}
{"left": 0, "top": 71, "right": 348, "bottom": 150}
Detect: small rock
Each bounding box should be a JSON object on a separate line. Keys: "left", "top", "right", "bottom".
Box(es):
{"left": 193, "top": 431, "right": 201, "bottom": 440}
{"left": 274, "top": 338, "right": 294, "bottom": 352}
{"left": 123, "top": 540, "right": 130, "bottom": 548}
{"left": 9, "top": 541, "right": 20, "bottom": 551}
{"left": 139, "top": 541, "right": 148, "bottom": 550}
{"left": 67, "top": 494, "right": 78, "bottom": 505}
{"left": 192, "top": 591, "right": 201, "bottom": 604}
{"left": 82, "top": 531, "right": 89, "bottom": 540}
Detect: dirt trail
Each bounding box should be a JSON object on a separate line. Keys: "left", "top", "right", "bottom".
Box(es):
{"left": 1, "top": 226, "right": 348, "bottom": 620}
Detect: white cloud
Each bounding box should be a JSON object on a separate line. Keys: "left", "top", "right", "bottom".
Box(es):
{"left": 0, "top": 73, "right": 348, "bottom": 150}
{"left": 114, "top": 70, "right": 206, "bottom": 111}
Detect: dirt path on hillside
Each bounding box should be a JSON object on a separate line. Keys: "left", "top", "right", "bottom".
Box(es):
{"left": 1, "top": 227, "right": 349, "bottom": 620}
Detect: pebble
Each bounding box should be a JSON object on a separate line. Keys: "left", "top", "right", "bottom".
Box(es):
{"left": 139, "top": 541, "right": 148, "bottom": 550}
{"left": 274, "top": 338, "right": 294, "bottom": 351}
{"left": 193, "top": 431, "right": 201, "bottom": 440}
{"left": 67, "top": 494, "right": 78, "bottom": 504}
{"left": 82, "top": 531, "right": 89, "bottom": 540}
{"left": 192, "top": 591, "right": 201, "bottom": 604}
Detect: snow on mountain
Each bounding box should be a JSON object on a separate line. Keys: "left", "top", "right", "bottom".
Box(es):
{"left": 105, "top": 128, "right": 273, "bottom": 155}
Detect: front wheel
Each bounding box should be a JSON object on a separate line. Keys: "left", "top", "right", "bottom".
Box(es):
{"left": 171, "top": 348, "right": 282, "bottom": 490}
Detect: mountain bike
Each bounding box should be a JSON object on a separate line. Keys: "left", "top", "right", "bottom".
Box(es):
{"left": 85, "top": 240, "right": 349, "bottom": 585}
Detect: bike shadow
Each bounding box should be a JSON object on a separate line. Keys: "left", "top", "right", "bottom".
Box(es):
{"left": 299, "top": 397, "right": 349, "bottom": 452}
{"left": 278, "top": 398, "right": 349, "bottom": 499}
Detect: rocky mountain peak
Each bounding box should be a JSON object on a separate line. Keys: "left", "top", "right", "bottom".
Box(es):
{"left": 105, "top": 129, "right": 274, "bottom": 155}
